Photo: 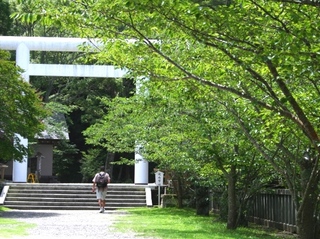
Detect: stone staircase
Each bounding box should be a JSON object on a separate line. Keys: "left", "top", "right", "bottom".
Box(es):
{"left": 2, "top": 183, "right": 151, "bottom": 210}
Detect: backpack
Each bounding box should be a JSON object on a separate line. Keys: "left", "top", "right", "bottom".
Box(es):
{"left": 96, "top": 172, "right": 108, "bottom": 188}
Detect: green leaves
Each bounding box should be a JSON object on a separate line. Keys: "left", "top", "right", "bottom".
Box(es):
{"left": 0, "top": 50, "right": 47, "bottom": 161}
{"left": 11, "top": 1, "right": 320, "bottom": 232}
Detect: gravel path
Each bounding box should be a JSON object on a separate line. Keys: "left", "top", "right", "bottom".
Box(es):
{"left": 1, "top": 209, "right": 158, "bottom": 239}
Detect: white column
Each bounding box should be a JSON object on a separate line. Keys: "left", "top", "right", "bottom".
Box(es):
{"left": 134, "top": 78, "right": 149, "bottom": 185}
{"left": 12, "top": 43, "right": 30, "bottom": 183}
{"left": 134, "top": 146, "right": 148, "bottom": 185}
{"left": 13, "top": 136, "right": 28, "bottom": 182}
{"left": 16, "top": 43, "right": 30, "bottom": 82}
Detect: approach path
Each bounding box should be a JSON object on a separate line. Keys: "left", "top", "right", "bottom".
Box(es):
{"left": 1, "top": 209, "right": 158, "bottom": 239}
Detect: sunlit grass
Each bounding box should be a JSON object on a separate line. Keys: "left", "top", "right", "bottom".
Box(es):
{"left": 0, "top": 206, "right": 295, "bottom": 238}
{"left": 113, "top": 207, "right": 295, "bottom": 239}
{"left": 0, "top": 206, "right": 35, "bottom": 238}
{"left": 0, "top": 206, "right": 10, "bottom": 212}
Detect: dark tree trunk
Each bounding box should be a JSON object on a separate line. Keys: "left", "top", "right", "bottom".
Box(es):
{"left": 296, "top": 194, "right": 319, "bottom": 239}
{"left": 172, "top": 177, "right": 183, "bottom": 208}
{"left": 196, "top": 186, "right": 209, "bottom": 216}
{"left": 295, "top": 156, "right": 320, "bottom": 239}
{"left": 227, "top": 165, "right": 237, "bottom": 229}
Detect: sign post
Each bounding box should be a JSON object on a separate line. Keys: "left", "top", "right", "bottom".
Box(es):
{"left": 155, "top": 171, "right": 164, "bottom": 206}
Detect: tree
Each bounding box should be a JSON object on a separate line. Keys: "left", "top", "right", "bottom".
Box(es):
{"left": 0, "top": 50, "right": 47, "bottom": 162}
{"left": 23, "top": 1, "right": 320, "bottom": 238}
{"left": 84, "top": 79, "right": 276, "bottom": 227}
{"left": 0, "top": 0, "right": 12, "bottom": 35}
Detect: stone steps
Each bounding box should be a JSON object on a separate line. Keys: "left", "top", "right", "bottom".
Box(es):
{"left": 3, "top": 183, "right": 150, "bottom": 210}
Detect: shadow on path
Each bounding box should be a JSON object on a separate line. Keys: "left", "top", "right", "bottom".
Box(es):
{"left": 0, "top": 210, "right": 59, "bottom": 219}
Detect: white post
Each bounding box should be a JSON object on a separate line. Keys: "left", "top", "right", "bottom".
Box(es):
{"left": 16, "top": 43, "right": 30, "bottom": 82}
{"left": 158, "top": 186, "right": 161, "bottom": 206}
{"left": 134, "top": 77, "right": 149, "bottom": 185}
{"left": 12, "top": 136, "right": 28, "bottom": 182}
{"left": 134, "top": 146, "right": 148, "bottom": 185}
{"left": 12, "top": 43, "right": 30, "bottom": 183}
{"left": 155, "top": 171, "right": 164, "bottom": 206}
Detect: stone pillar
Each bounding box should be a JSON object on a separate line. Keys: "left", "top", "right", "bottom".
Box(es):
{"left": 12, "top": 43, "right": 30, "bottom": 183}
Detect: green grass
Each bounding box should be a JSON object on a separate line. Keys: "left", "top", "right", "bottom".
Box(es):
{"left": 0, "top": 206, "right": 35, "bottom": 238}
{"left": 113, "top": 207, "right": 295, "bottom": 239}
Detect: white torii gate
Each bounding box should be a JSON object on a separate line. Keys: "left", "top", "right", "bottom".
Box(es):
{"left": 0, "top": 36, "right": 148, "bottom": 184}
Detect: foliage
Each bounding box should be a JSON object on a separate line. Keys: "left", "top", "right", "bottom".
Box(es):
{"left": 80, "top": 147, "right": 109, "bottom": 182}
{"left": 84, "top": 78, "right": 276, "bottom": 225}
{"left": 9, "top": 0, "right": 135, "bottom": 181}
{"left": 53, "top": 140, "right": 80, "bottom": 182}
{"left": 58, "top": 2, "right": 319, "bottom": 237}
{"left": 0, "top": 50, "right": 47, "bottom": 162}
{"left": 10, "top": 0, "right": 320, "bottom": 237}
{"left": 0, "top": 0, "right": 12, "bottom": 35}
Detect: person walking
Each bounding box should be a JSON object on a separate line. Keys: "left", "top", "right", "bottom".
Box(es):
{"left": 92, "top": 166, "right": 111, "bottom": 213}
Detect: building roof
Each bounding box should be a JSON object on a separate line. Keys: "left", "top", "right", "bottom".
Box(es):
{"left": 35, "top": 113, "right": 69, "bottom": 142}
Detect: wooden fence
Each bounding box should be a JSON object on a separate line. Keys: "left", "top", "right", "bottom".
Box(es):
{"left": 248, "top": 189, "right": 297, "bottom": 233}
{"left": 210, "top": 189, "right": 297, "bottom": 233}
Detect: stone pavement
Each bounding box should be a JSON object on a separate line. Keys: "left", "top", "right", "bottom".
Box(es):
{"left": 0, "top": 209, "right": 158, "bottom": 239}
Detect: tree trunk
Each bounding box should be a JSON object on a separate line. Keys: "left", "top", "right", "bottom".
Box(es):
{"left": 172, "top": 177, "right": 183, "bottom": 208}
{"left": 196, "top": 186, "right": 209, "bottom": 216}
{"left": 296, "top": 194, "right": 319, "bottom": 239}
{"left": 227, "top": 165, "right": 237, "bottom": 229}
{"left": 295, "top": 157, "right": 320, "bottom": 239}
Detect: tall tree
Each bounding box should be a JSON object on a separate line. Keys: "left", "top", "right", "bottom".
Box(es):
{"left": 22, "top": 1, "right": 320, "bottom": 237}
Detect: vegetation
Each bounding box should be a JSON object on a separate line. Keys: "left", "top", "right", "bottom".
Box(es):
{"left": 29, "top": 1, "right": 319, "bottom": 238}
{"left": 114, "top": 207, "right": 295, "bottom": 239}
{"left": 0, "top": 49, "right": 47, "bottom": 162}
{"left": 0, "top": 0, "right": 12, "bottom": 35}
{"left": 1, "top": 0, "right": 135, "bottom": 182}
{"left": 2, "top": 0, "right": 320, "bottom": 238}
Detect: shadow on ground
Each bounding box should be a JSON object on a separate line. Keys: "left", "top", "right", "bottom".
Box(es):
{"left": 0, "top": 210, "right": 60, "bottom": 219}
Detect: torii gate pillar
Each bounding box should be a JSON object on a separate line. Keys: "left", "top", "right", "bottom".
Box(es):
{"left": 0, "top": 36, "right": 148, "bottom": 184}
{"left": 13, "top": 43, "right": 30, "bottom": 182}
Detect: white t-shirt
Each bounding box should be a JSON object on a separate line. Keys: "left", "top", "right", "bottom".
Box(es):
{"left": 92, "top": 171, "right": 110, "bottom": 190}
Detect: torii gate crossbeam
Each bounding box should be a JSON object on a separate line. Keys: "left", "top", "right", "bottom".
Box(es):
{"left": 0, "top": 36, "right": 148, "bottom": 184}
